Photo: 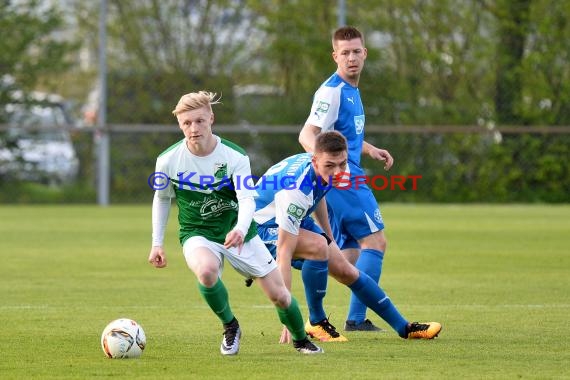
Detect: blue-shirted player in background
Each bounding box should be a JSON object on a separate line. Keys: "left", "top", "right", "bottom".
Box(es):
{"left": 299, "top": 26, "right": 400, "bottom": 332}
{"left": 254, "top": 131, "right": 442, "bottom": 343}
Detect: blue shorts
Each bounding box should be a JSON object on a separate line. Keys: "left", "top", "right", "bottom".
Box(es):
{"left": 257, "top": 217, "right": 324, "bottom": 269}
{"left": 326, "top": 180, "right": 384, "bottom": 250}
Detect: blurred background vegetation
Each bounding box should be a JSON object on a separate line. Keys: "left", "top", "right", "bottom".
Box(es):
{"left": 1, "top": 0, "right": 569, "bottom": 203}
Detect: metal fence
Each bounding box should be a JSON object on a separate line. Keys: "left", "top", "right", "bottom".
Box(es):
{"left": 1, "top": 124, "right": 568, "bottom": 204}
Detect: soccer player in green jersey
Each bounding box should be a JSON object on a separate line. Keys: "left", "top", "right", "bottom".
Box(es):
{"left": 148, "top": 91, "right": 323, "bottom": 355}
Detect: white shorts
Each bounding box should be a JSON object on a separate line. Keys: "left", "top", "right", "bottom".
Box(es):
{"left": 182, "top": 235, "right": 277, "bottom": 278}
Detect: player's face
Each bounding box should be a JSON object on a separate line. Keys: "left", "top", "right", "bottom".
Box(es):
{"left": 332, "top": 38, "right": 367, "bottom": 85}
{"left": 177, "top": 106, "right": 215, "bottom": 150}
{"left": 312, "top": 150, "right": 348, "bottom": 187}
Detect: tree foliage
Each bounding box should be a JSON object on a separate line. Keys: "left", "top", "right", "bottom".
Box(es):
{"left": 59, "top": 0, "right": 570, "bottom": 126}
{"left": 0, "top": 0, "right": 77, "bottom": 94}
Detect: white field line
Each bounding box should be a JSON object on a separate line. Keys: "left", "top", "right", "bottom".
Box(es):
{"left": 1, "top": 304, "right": 570, "bottom": 311}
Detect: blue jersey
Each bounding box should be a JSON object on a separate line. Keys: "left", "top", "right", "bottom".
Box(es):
{"left": 253, "top": 153, "right": 330, "bottom": 236}
{"left": 306, "top": 73, "right": 384, "bottom": 250}
{"left": 305, "top": 72, "right": 365, "bottom": 172}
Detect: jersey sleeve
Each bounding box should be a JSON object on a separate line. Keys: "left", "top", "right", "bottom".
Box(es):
{"left": 151, "top": 191, "right": 171, "bottom": 246}
{"left": 305, "top": 85, "right": 340, "bottom": 131}
{"left": 274, "top": 188, "right": 312, "bottom": 236}
{"left": 154, "top": 156, "right": 175, "bottom": 199}
{"left": 232, "top": 154, "right": 257, "bottom": 235}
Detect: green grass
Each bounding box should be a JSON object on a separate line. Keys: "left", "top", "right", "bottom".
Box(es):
{"left": 0, "top": 204, "right": 568, "bottom": 379}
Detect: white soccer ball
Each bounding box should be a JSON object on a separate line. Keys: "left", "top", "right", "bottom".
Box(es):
{"left": 101, "top": 318, "right": 146, "bottom": 359}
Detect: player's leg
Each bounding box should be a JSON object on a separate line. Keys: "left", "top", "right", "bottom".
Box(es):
{"left": 326, "top": 186, "right": 386, "bottom": 330}
{"left": 183, "top": 237, "right": 240, "bottom": 355}
{"left": 342, "top": 247, "right": 360, "bottom": 265}
{"left": 327, "top": 244, "right": 442, "bottom": 339}
{"left": 183, "top": 237, "right": 234, "bottom": 323}
{"left": 258, "top": 221, "right": 343, "bottom": 343}
{"left": 346, "top": 230, "right": 387, "bottom": 330}
{"left": 242, "top": 237, "right": 324, "bottom": 354}
{"left": 258, "top": 220, "right": 330, "bottom": 326}
{"left": 293, "top": 220, "right": 347, "bottom": 342}
{"left": 256, "top": 269, "right": 305, "bottom": 338}
{"left": 294, "top": 227, "right": 329, "bottom": 324}
{"left": 327, "top": 243, "right": 408, "bottom": 336}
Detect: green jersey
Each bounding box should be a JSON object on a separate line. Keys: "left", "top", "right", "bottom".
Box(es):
{"left": 154, "top": 136, "right": 257, "bottom": 245}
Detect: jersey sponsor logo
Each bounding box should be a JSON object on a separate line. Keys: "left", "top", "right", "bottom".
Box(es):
{"left": 286, "top": 203, "right": 305, "bottom": 220}
{"left": 214, "top": 163, "right": 227, "bottom": 179}
{"left": 347, "top": 97, "right": 354, "bottom": 104}
{"left": 354, "top": 114, "right": 365, "bottom": 134}
{"left": 199, "top": 196, "right": 237, "bottom": 218}
{"left": 313, "top": 100, "right": 330, "bottom": 120}
{"left": 316, "top": 100, "right": 330, "bottom": 113}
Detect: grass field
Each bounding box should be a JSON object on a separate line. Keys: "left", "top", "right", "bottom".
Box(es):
{"left": 0, "top": 204, "right": 568, "bottom": 379}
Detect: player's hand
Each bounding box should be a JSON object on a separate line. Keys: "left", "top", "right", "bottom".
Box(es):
{"left": 369, "top": 147, "right": 394, "bottom": 171}
{"left": 279, "top": 325, "right": 292, "bottom": 344}
{"left": 224, "top": 229, "right": 244, "bottom": 254}
{"left": 148, "top": 246, "right": 167, "bottom": 268}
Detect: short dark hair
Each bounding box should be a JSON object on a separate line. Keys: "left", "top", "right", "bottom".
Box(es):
{"left": 332, "top": 26, "right": 364, "bottom": 46}
{"left": 314, "top": 131, "right": 347, "bottom": 155}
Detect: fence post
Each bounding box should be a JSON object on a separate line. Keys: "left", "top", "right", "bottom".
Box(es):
{"left": 337, "top": 0, "right": 346, "bottom": 26}
{"left": 97, "top": 0, "right": 109, "bottom": 206}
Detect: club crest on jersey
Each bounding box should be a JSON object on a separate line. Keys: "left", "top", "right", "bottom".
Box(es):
{"left": 374, "top": 208, "right": 383, "bottom": 224}
{"left": 214, "top": 163, "right": 227, "bottom": 179}
{"left": 354, "top": 115, "right": 365, "bottom": 134}
{"left": 287, "top": 203, "right": 305, "bottom": 220}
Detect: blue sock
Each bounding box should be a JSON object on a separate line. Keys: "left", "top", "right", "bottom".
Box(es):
{"left": 348, "top": 271, "right": 409, "bottom": 337}
{"left": 347, "top": 249, "right": 384, "bottom": 324}
{"left": 301, "top": 259, "right": 328, "bottom": 324}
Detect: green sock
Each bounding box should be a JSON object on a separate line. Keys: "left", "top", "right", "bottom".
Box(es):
{"left": 198, "top": 279, "right": 234, "bottom": 324}
{"left": 276, "top": 296, "right": 307, "bottom": 341}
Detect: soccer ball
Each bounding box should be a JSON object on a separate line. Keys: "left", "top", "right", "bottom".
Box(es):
{"left": 101, "top": 318, "right": 146, "bottom": 358}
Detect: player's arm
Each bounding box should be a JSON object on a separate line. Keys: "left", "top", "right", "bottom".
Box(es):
{"left": 273, "top": 189, "right": 308, "bottom": 289}
{"left": 300, "top": 88, "right": 339, "bottom": 152}
{"left": 148, "top": 191, "right": 171, "bottom": 268}
{"left": 276, "top": 228, "right": 298, "bottom": 290}
{"left": 312, "top": 197, "right": 334, "bottom": 239}
{"left": 362, "top": 141, "right": 394, "bottom": 171}
{"left": 225, "top": 154, "right": 256, "bottom": 252}
{"left": 149, "top": 159, "right": 174, "bottom": 268}
{"left": 299, "top": 123, "right": 321, "bottom": 153}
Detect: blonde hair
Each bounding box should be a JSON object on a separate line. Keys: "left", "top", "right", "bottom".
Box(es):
{"left": 172, "top": 91, "right": 222, "bottom": 116}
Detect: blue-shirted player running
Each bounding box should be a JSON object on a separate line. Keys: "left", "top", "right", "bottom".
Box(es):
{"left": 299, "top": 26, "right": 401, "bottom": 332}
{"left": 254, "top": 131, "right": 442, "bottom": 343}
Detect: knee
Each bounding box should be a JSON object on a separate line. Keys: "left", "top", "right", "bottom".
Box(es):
{"left": 362, "top": 232, "right": 387, "bottom": 253}
{"left": 312, "top": 236, "right": 329, "bottom": 260}
{"left": 195, "top": 265, "right": 219, "bottom": 287}
{"left": 269, "top": 287, "right": 291, "bottom": 309}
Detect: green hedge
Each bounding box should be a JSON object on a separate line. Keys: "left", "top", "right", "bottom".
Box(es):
{"left": 1, "top": 131, "right": 568, "bottom": 203}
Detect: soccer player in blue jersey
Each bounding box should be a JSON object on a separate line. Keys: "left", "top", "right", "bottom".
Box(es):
{"left": 299, "top": 26, "right": 396, "bottom": 332}
{"left": 254, "top": 131, "right": 441, "bottom": 343}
